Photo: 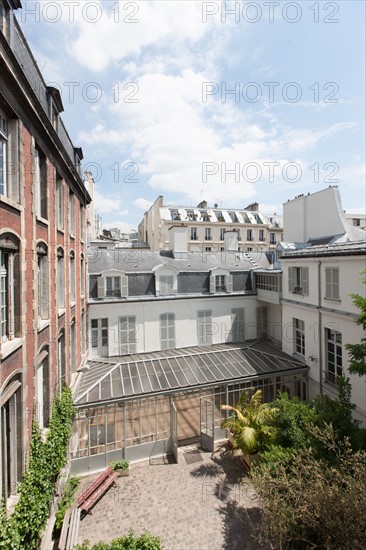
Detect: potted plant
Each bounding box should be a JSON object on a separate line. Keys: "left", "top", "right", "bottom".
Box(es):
{"left": 110, "top": 458, "right": 130, "bottom": 477}
{"left": 221, "top": 389, "right": 277, "bottom": 469}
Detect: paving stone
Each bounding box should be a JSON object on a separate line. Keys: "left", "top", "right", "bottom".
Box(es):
{"left": 76, "top": 445, "right": 267, "bottom": 549}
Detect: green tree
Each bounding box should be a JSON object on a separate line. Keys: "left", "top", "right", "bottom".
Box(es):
{"left": 345, "top": 270, "right": 366, "bottom": 376}
{"left": 221, "top": 389, "right": 277, "bottom": 455}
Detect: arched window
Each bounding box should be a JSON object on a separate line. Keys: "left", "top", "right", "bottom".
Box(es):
{"left": 37, "top": 242, "right": 49, "bottom": 320}
{"left": 57, "top": 247, "right": 65, "bottom": 309}
{"left": 36, "top": 346, "right": 50, "bottom": 428}
{"left": 1, "top": 373, "right": 22, "bottom": 497}
{"left": 0, "top": 232, "right": 21, "bottom": 343}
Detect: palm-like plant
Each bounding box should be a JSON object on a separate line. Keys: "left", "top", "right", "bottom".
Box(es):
{"left": 221, "top": 389, "right": 277, "bottom": 455}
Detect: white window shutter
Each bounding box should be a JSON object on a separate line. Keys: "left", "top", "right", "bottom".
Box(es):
{"left": 121, "top": 275, "right": 128, "bottom": 297}
{"left": 288, "top": 267, "right": 294, "bottom": 292}
{"left": 226, "top": 275, "right": 233, "bottom": 293}
{"left": 97, "top": 276, "right": 105, "bottom": 299}
{"left": 302, "top": 268, "right": 309, "bottom": 295}
{"left": 209, "top": 275, "right": 215, "bottom": 293}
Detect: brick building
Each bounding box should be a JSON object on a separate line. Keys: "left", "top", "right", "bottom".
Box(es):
{"left": 0, "top": 0, "right": 91, "bottom": 502}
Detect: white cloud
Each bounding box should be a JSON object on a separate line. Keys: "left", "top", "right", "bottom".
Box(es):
{"left": 134, "top": 198, "right": 153, "bottom": 210}
{"left": 104, "top": 220, "right": 133, "bottom": 233}
{"left": 94, "top": 188, "right": 121, "bottom": 213}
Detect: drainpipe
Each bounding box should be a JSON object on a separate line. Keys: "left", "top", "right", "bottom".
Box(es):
{"left": 318, "top": 260, "right": 323, "bottom": 394}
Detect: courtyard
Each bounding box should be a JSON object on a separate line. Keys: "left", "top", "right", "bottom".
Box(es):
{"left": 76, "top": 443, "right": 267, "bottom": 550}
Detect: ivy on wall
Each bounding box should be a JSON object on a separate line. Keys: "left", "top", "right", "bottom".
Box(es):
{"left": 0, "top": 386, "right": 74, "bottom": 549}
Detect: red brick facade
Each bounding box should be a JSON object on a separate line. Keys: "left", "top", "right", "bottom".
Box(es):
{"left": 0, "top": 0, "right": 91, "bottom": 500}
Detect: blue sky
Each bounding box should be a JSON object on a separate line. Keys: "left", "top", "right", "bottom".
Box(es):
{"left": 18, "top": 1, "right": 365, "bottom": 232}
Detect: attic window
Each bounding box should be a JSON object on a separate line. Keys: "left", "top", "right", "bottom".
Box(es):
{"left": 171, "top": 209, "right": 180, "bottom": 221}
{"left": 228, "top": 211, "right": 238, "bottom": 223}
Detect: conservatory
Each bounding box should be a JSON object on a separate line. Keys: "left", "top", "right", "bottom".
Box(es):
{"left": 70, "top": 341, "right": 308, "bottom": 475}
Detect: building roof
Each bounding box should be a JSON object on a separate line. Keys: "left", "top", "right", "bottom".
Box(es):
{"left": 160, "top": 206, "right": 283, "bottom": 228}
{"left": 279, "top": 239, "right": 366, "bottom": 259}
{"left": 74, "top": 341, "right": 308, "bottom": 406}
{"left": 87, "top": 248, "right": 274, "bottom": 274}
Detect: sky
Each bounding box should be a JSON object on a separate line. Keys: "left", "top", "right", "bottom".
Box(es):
{"left": 17, "top": 0, "right": 365, "bottom": 232}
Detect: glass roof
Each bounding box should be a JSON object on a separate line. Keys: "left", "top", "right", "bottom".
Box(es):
{"left": 75, "top": 341, "right": 308, "bottom": 406}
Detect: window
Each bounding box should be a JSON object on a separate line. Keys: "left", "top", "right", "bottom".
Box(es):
{"left": 210, "top": 272, "right": 233, "bottom": 293}
{"left": 37, "top": 243, "right": 49, "bottom": 320}
{"left": 81, "top": 311, "right": 86, "bottom": 354}
{"left": 228, "top": 211, "right": 238, "bottom": 223}
{"left": 57, "top": 330, "right": 66, "bottom": 388}
{"left": 70, "top": 250, "right": 75, "bottom": 301}
{"left": 294, "top": 318, "right": 305, "bottom": 355}
{"left": 0, "top": 234, "right": 21, "bottom": 343}
{"left": 119, "top": 316, "right": 137, "bottom": 355}
{"left": 190, "top": 227, "right": 197, "bottom": 241}
{"left": 205, "top": 247, "right": 212, "bottom": 252}
{"left": 256, "top": 274, "right": 280, "bottom": 292}
{"left": 353, "top": 218, "right": 360, "bottom": 227}
{"left": 256, "top": 307, "right": 268, "bottom": 339}
{"left": 69, "top": 192, "right": 75, "bottom": 235}
{"left": 70, "top": 320, "right": 76, "bottom": 371}
{"left": 220, "top": 228, "right": 225, "bottom": 241}
{"left": 325, "top": 268, "right": 340, "bottom": 300}
{"left": 200, "top": 210, "right": 209, "bottom": 222}
{"left": 90, "top": 318, "right": 108, "bottom": 356}
{"left": 259, "top": 229, "right": 265, "bottom": 242}
{"left": 159, "top": 275, "right": 174, "bottom": 295}
{"left": 269, "top": 232, "right": 276, "bottom": 245}
{"left": 80, "top": 204, "right": 85, "bottom": 240}
{"left": 160, "top": 313, "right": 175, "bottom": 350}
{"left": 56, "top": 177, "right": 64, "bottom": 229}
{"left": 231, "top": 308, "right": 245, "bottom": 343}
{"left": 205, "top": 227, "right": 212, "bottom": 241}
{"left": 34, "top": 146, "right": 48, "bottom": 219}
{"left": 0, "top": 113, "right": 19, "bottom": 202}
{"left": 247, "top": 229, "right": 253, "bottom": 242}
{"left": 171, "top": 209, "right": 180, "bottom": 220}
{"left": 288, "top": 267, "right": 309, "bottom": 295}
{"left": 36, "top": 347, "right": 50, "bottom": 428}
{"left": 325, "top": 328, "right": 342, "bottom": 384}
{"left": 197, "top": 310, "right": 213, "bottom": 345}
{"left": 57, "top": 248, "right": 65, "bottom": 309}
{"left": 1, "top": 375, "right": 22, "bottom": 498}
{"left": 106, "top": 276, "right": 120, "bottom": 297}
{"left": 97, "top": 272, "right": 128, "bottom": 299}
{"left": 80, "top": 254, "right": 85, "bottom": 296}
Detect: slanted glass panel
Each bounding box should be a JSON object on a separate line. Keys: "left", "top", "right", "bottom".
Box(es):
{"left": 152, "top": 360, "right": 169, "bottom": 390}
{"left": 122, "top": 366, "right": 133, "bottom": 396}
{"left": 145, "top": 360, "right": 161, "bottom": 391}
{"left": 88, "top": 385, "right": 100, "bottom": 402}
{"left": 129, "top": 362, "right": 142, "bottom": 395}
{"left": 202, "top": 354, "right": 225, "bottom": 380}
{"left": 168, "top": 357, "right": 189, "bottom": 386}
{"left": 162, "top": 360, "right": 179, "bottom": 388}
{"left": 245, "top": 350, "right": 272, "bottom": 374}
{"left": 139, "top": 361, "right": 152, "bottom": 393}
{"left": 190, "top": 355, "right": 214, "bottom": 382}
{"left": 111, "top": 369, "right": 123, "bottom": 398}
{"left": 186, "top": 355, "right": 207, "bottom": 384}
{"left": 100, "top": 376, "right": 111, "bottom": 400}
{"left": 214, "top": 353, "right": 235, "bottom": 378}
{"left": 176, "top": 356, "right": 200, "bottom": 384}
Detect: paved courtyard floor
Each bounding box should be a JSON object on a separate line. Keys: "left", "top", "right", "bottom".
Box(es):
{"left": 76, "top": 443, "right": 267, "bottom": 550}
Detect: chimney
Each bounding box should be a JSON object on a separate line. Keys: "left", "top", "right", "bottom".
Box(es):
{"left": 224, "top": 230, "right": 238, "bottom": 252}
{"left": 169, "top": 225, "right": 188, "bottom": 259}
{"left": 244, "top": 202, "right": 259, "bottom": 211}
{"left": 197, "top": 200, "right": 207, "bottom": 209}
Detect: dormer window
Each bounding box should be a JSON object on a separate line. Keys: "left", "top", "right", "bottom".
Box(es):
{"left": 97, "top": 271, "right": 128, "bottom": 299}
{"left": 154, "top": 265, "right": 178, "bottom": 296}
{"left": 171, "top": 209, "right": 180, "bottom": 221}
{"left": 228, "top": 211, "right": 238, "bottom": 223}
{"left": 209, "top": 269, "right": 233, "bottom": 294}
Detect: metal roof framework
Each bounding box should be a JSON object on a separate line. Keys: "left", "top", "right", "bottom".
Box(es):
{"left": 75, "top": 342, "right": 308, "bottom": 407}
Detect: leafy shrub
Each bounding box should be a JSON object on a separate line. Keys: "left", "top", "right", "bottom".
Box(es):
{"left": 75, "top": 530, "right": 163, "bottom": 550}
{"left": 55, "top": 476, "right": 80, "bottom": 532}
{"left": 0, "top": 386, "right": 75, "bottom": 549}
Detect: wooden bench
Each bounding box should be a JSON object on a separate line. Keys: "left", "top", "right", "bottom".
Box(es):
{"left": 58, "top": 506, "right": 81, "bottom": 550}
{"left": 77, "top": 465, "right": 118, "bottom": 515}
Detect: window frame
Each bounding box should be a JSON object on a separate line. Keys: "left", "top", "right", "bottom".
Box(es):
{"left": 119, "top": 315, "right": 137, "bottom": 355}
{"left": 325, "top": 267, "right": 340, "bottom": 301}
{"left": 197, "top": 310, "right": 213, "bottom": 345}
{"left": 294, "top": 318, "right": 305, "bottom": 356}
{"left": 288, "top": 266, "right": 309, "bottom": 296}
{"left": 160, "top": 313, "right": 176, "bottom": 350}
{"left": 325, "top": 327, "right": 343, "bottom": 384}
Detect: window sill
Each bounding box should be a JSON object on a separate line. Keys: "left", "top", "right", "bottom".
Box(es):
{"left": 324, "top": 297, "right": 341, "bottom": 304}
{"left": 0, "top": 338, "right": 22, "bottom": 360}
{"left": 58, "top": 308, "right": 66, "bottom": 318}
{"left": 0, "top": 194, "right": 22, "bottom": 211}
{"left": 292, "top": 352, "right": 306, "bottom": 363}
{"left": 69, "top": 234, "right": 75, "bottom": 240}
{"left": 36, "top": 215, "right": 49, "bottom": 226}
{"left": 70, "top": 301, "right": 76, "bottom": 308}
{"left": 57, "top": 227, "right": 65, "bottom": 234}
{"left": 37, "top": 319, "right": 50, "bottom": 332}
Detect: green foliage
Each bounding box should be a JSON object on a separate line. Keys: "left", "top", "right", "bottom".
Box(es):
{"left": 0, "top": 386, "right": 75, "bottom": 549}
{"left": 221, "top": 389, "right": 277, "bottom": 454}
{"left": 110, "top": 459, "right": 129, "bottom": 471}
{"left": 54, "top": 476, "right": 80, "bottom": 532}
{"left": 269, "top": 392, "right": 318, "bottom": 449}
{"left": 252, "top": 425, "right": 366, "bottom": 549}
{"left": 346, "top": 269, "right": 366, "bottom": 376}
{"left": 75, "top": 530, "right": 163, "bottom": 550}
